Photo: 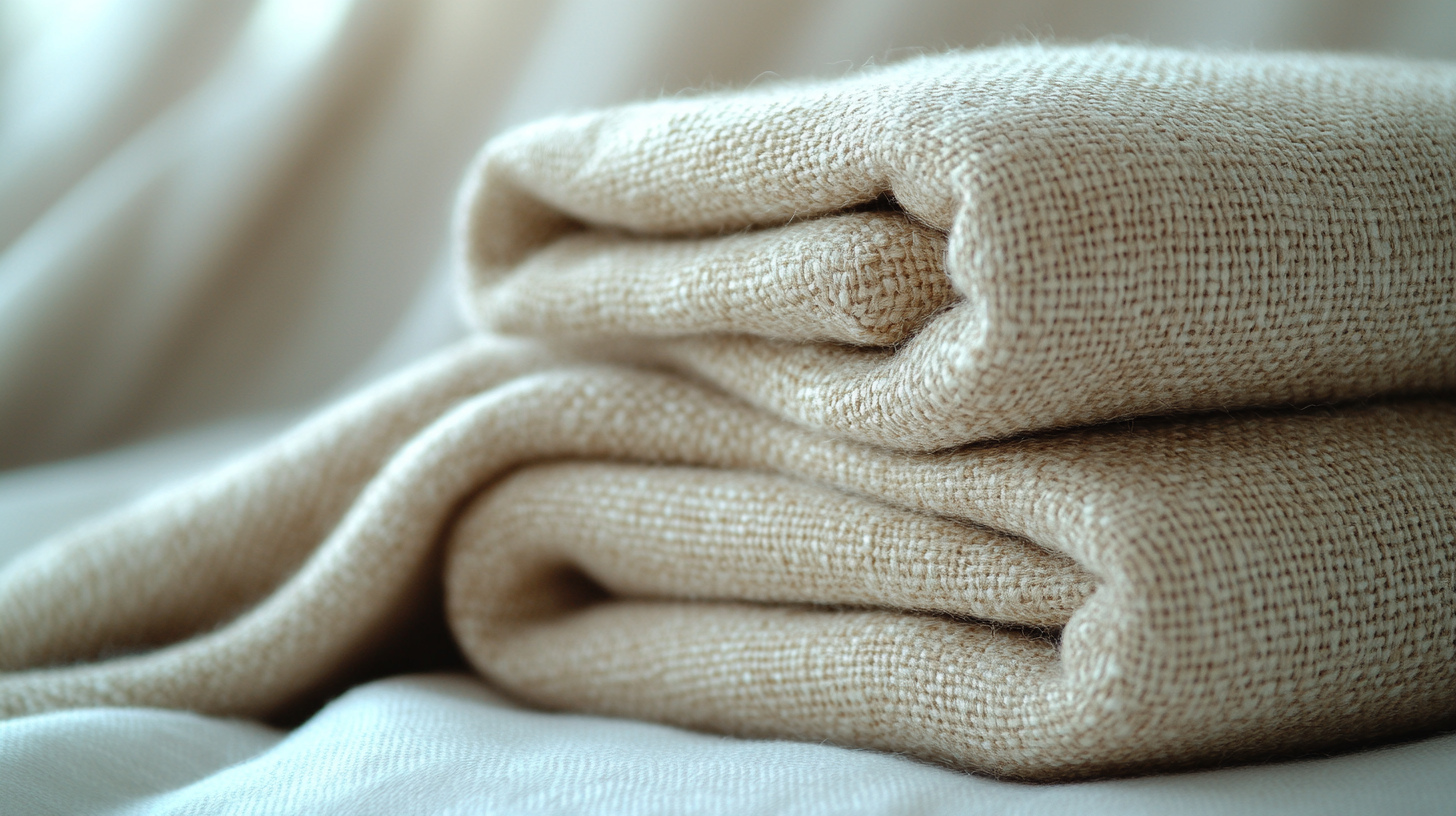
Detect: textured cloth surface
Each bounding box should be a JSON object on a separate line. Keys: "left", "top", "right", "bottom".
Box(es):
{"left": 4, "top": 674, "right": 1456, "bottom": 816}
{"left": 5, "top": 437, "right": 1452, "bottom": 816}
{"left": 458, "top": 44, "right": 1456, "bottom": 451}
{"left": 2, "top": 339, "right": 1453, "bottom": 779}
{"left": 7, "top": 5, "right": 1456, "bottom": 811}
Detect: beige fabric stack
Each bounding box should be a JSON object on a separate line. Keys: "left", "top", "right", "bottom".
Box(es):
{"left": 2, "top": 44, "right": 1454, "bottom": 781}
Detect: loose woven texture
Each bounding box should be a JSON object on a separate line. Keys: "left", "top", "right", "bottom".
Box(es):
{"left": 447, "top": 390, "right": 1456, "bottom": 779}
{"left": 458, "top": 44, "right": 1456, "bottom": 451}
{"left": 1, "top": 340, "right": 1452, "bottom": 779}
{"left": 4, "top": 43, "right": 1456, "bottom": 782}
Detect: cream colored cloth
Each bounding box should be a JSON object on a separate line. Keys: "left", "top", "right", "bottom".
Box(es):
{"left": 1, "top": 339, "right": 1453, "bottom": 780}
{"left": 4, "top": 44, "right": 1456, "bottom": 783}
{"left": 458, "top": 44, "right": 1456, "bottom": 451}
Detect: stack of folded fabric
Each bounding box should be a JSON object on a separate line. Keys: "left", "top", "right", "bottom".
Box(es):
{"left": 1, "top": 44, "right": 1453, "bottom": 781}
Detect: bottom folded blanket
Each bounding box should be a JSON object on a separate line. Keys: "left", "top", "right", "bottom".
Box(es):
{"left": 0, "top": 338, "right": 1453, "bottom": 780}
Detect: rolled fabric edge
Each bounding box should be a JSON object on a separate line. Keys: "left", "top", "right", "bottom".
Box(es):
{"left": 452, "top": 44, "right": 1456, "bottom": 452}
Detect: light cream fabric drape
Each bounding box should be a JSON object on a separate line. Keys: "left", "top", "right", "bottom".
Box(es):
{"left": 4, "top": 45, "right": 1454, "bottom": 781}
{"left": 4, "top": 0, "right": 1456, "bottom": 808}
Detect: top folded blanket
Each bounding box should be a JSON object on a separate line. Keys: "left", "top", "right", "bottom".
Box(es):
{"left": 458, "top": 43, "right": 1456, "bottom": 451}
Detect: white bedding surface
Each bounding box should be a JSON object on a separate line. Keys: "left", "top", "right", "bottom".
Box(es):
{"left": 4, "top": 673, "right": 1454, "bottom": 816}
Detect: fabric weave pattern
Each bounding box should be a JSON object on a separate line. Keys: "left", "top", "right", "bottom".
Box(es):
{"left": 460, "top": 44, "right": 1456, "bottom": 451}
{"left": 2, "top": 45, "right": 1454, "bottom": 781}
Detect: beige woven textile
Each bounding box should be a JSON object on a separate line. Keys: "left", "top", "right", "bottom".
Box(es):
{"left": 1, "top": 339, "right": 1453, "bottom": 779}
{"left": 459, "top": 43, "right": 1456, "bottom": 451}
{"left": 2, "top": 45, "right": 1455, "bottom": 781}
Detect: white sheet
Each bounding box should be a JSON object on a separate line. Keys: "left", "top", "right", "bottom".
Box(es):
{"left": 4, "top": 674, "right": 1454, "bottom": 816}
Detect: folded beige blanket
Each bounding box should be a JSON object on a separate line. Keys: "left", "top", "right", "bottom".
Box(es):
{"left": 2, "top": 339, "right": 1453, "bottom": 779}
{"left": 459, "top": 43, "right": 1456, "bottom": 451}
{"left": 3, "top": 45, "right": 1455, "bottom": 781}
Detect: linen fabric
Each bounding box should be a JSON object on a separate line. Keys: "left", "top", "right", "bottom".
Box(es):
{"left": 457, "top": 44, "right": 1456, "bottom": 451}
{"left": 1, "top": 339, "right": 1453, "bottom": 780}
{"left": 7, "top": 2, "right": 1456, "bottom": 811}
{"left": 4, "top": 43, "right": 1456, "bottom": 783}
{"left": 4, "top": 417, "right": 1451, "bottom": 816}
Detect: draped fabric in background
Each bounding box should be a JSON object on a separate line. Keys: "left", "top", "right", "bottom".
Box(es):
{"left": 2, "top": 1, "right": 1454, "bottom": 812}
